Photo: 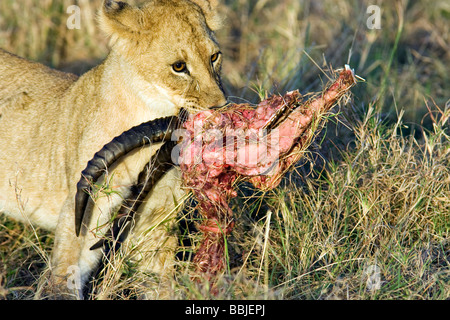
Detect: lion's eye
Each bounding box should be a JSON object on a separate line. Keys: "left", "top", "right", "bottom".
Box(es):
{"left": 172, "top": 61, "right": 187, "bottom": 73}
{"left": 211, "top": 52, "right": 220, "bottom": 63}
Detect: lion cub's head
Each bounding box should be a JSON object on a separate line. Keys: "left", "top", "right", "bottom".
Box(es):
{"left": 98, "top": 0, "right": 227, "bottom": 114}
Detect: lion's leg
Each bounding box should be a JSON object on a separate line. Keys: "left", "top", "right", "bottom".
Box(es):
{"left": 126, "top": 168, "right": 185, "bottom": 299}
{"left": 37, "top": 167, "right": 184, "bottom": 299}
{"left": 127, "top": 220, "right": 178, "bottom": 299}
{"left": 37, "top": 192, "right": 119, "bottom": 299}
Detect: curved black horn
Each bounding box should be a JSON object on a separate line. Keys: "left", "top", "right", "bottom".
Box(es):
{"left": 75, "top": 116, "right": 180, "bottom": 236}
{"left": 89, "top": 140, "right": 176, "bottom": 252}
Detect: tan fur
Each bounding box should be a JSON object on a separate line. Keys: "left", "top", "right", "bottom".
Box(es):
{"left": 0, "top": 0, "right": 226, "bottom": 299}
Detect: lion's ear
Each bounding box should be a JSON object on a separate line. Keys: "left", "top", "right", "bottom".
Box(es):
{"left": 190, "top": 0, "right": 223, "bottom": 31}
{"left": 98, "top": 0, "right": 143, "bottom": 38}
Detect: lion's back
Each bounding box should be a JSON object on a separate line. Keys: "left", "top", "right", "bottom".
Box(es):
{"left": 0, "top": 48, "right": 78, "bottom": 108}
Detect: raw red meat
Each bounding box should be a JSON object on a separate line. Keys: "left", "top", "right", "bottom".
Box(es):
{"left": 176, "top": 67, "right": 357, "bottom": 281}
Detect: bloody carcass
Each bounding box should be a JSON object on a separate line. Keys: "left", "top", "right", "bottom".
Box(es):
{"left": 176, "top": 66, "right": 356, "bottom": 279}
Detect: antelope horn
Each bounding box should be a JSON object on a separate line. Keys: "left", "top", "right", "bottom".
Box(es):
{"left": 89, "top": 140, "right": 176, "bottom": 251}
{"left": 75, "top": 116, "right": 180, "bottom": 236}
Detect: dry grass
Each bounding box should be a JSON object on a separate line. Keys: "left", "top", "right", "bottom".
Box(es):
{"left": 0, "top": 0, "right": 449, "bottom": 299}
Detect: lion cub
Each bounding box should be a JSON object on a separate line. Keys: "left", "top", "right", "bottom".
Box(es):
{"left": 0, "top": 0, "right": 226, "bottom": 299}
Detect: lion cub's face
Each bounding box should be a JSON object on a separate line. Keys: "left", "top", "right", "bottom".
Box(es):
{"left": 99, "top": 0, "right": 227, "bottom": 114}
